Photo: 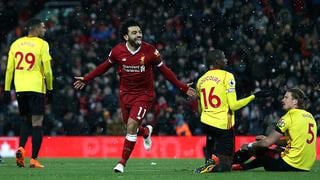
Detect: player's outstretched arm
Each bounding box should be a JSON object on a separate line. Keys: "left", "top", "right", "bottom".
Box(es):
{"left": 158, "top": 64, "right": 195, "bottom": 96}
{"left": 74, "top": 77, "right": 86, "bottom": 90}
{"left": 227, "top": 92, "right": 255, "bottom": 111}
{"left": 73, "top": 60, "right": 113, "bottom": 90}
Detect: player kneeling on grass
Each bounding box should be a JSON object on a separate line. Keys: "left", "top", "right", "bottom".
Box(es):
{"left": 232, "top": 88, "right": 317, "bottom": 171}
{"left": 193, "top": 49, "right": 272, "bottom": 173}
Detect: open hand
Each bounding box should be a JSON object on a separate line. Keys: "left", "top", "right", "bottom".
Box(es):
{"left": 254, "top": 89, "right": 273, "bottom": 98}
{"left": 186, "top": 82, "right": 197, "bottom": 97}
{"left": 73, "top": 77, "right": 86, "bottom": 90}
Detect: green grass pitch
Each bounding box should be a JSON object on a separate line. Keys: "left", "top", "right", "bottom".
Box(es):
{"left": 0, "top": 158, "right": 319, "bottom": 180}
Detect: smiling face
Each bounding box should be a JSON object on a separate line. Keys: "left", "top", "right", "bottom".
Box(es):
{"left": 124, "top": 26, "right": 142, "bottom": 48}
{"left": 281, "top": 91, "right": 298, "bottom": 111}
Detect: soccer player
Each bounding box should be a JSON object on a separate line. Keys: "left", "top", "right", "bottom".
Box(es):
{"left": 234, "top": 88, "right": 317, "bottom": 171}
{"left": 4, "top": 19, "right": 53, "bottom": 168}
{"left": 194, "top": 49, "right": 271, "bottom": 173}
{"left": 73, "top": 19, "right": 196, "bottom": 173}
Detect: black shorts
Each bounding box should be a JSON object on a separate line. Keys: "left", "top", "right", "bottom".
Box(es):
{"left": 257, "top": 149, "right": 306, "bottom": 171}
{"left": 16, "top": 92, "right": 45, "bottom": 116}
{"left": 203, "top": 123, "right": 234, "bottom": 156}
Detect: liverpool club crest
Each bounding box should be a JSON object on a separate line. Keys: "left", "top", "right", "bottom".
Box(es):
{"left": 140, "top": 55, "right": 145, "bottom": 72}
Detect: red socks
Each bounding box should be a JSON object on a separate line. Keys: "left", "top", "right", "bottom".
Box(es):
{"left": 119, "top": 134, "right": 137, "bottom": 166}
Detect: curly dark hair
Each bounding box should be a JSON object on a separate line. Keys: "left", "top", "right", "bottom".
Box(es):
{"left": 119, "top": 19, "right": 141, "bottom": 41}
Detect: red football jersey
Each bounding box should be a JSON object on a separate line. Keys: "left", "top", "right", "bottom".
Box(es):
{"left": 108, "top": 42, "right": 162, "bottom": 98}
{"left": 84, "top": 41, "right": 188, "bottom": 104}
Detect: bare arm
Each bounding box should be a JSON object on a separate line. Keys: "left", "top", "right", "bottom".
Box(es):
{"left": 241, "top": 130, "right": 283, "bottom": 151}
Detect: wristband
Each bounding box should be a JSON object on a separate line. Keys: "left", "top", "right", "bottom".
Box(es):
{"left": 248, "top": 143, "right": 253, "bottom": 151}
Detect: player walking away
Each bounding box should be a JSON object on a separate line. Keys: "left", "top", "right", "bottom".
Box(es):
{"left": 4, "top": 19, "right": 53, "bottom": 168}
{"left": 73, "top": 19, "right": 196, "bottom": 173}
{"left": 194, "top": 49, "right": 272, "bottom": 173}
{"left": 233, "top": 88, "right": 317, "bottom": 171}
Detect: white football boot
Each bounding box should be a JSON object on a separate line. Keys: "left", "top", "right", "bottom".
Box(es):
{"left": 113, "top": 163, "right": 124, "bottom": 173}
{"left": 143, "top": 125, "right": 153, "bottom": 151}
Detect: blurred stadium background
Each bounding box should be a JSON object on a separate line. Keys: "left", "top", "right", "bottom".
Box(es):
{"left": 0, "top": 0, "right": 319, "bottom": 159}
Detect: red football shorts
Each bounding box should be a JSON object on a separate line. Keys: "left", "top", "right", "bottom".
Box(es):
{"left": 120, "top": 93, "right": 154, "bottom": 124}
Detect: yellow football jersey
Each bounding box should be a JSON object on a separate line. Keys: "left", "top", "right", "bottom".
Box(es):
{"left": 5, "top": 36, "right": 53, "bottom": 93}
{"left": 277, "top": 109, "right": 317, "bottom": 171}
{"left": 196, "top": 69, "right": 254, "bottom": 130}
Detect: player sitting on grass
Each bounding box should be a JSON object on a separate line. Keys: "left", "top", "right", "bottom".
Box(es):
{"left": 232, "top": 88, "right": 317, "bottom": 171}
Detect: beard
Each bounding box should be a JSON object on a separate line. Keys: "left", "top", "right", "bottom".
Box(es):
{"left": 128, "top": 37, "right": 142, "bottom": 48}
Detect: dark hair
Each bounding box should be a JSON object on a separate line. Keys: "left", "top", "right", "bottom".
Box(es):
{"left": 287, "top": 88, "right": 308, "bottom": 109}
{"left": 26, "top": 19, "right": 42, "bottom": 33}
{"left": 119, "top": 19, "right": 141, "bottom": 40}
{"left": 207, "top": 49, "right": 225, "bottom": 66}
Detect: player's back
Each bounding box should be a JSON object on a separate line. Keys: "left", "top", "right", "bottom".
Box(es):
{"left": 9, "top": 36, "right": 51, "bottom": 93}
{"left": 281, "top": 109, "right": 317, "bottom": 170}
{"left": 196, "top": 69, "right": 235, "bottom": 129}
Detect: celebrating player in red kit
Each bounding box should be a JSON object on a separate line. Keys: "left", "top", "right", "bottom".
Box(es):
{"left": 73, "top": 19, "right": 196, "bottom": 173}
